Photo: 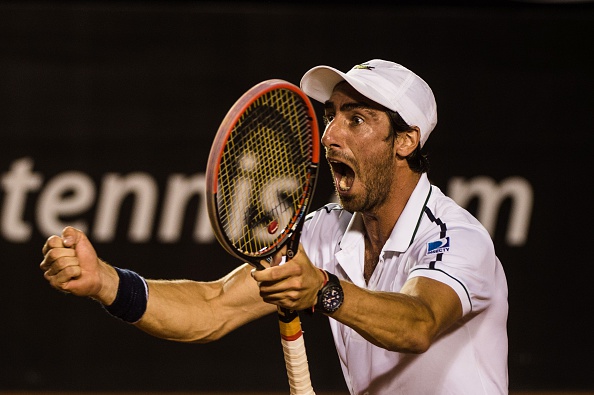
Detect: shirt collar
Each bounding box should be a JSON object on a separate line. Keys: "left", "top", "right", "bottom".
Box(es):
{"left": 386, "top": 173, "right": 432, "bottom": 252}
{"left": 341, "top": 172, "right": 432, "bottom": 254}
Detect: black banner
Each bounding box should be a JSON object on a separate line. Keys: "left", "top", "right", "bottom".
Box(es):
{"left": 1, "top": 1, "right": 593, "bottom": 392}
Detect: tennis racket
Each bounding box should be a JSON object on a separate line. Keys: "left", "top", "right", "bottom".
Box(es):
{"left": 206, "top": 79, "right": 319, "bottom": 395}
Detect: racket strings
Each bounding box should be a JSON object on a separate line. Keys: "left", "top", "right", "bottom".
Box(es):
{"left": 218, "top": 89, "right": 314, "bottom": 257}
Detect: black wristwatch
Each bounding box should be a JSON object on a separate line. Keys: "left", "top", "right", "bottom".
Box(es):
{"left": 316, "top": 271, "right": 344, "bottom": 314}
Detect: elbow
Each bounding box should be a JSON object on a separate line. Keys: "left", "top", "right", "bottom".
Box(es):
{"left": 385, "top": 334, "right": 431, "bottom": 354}
{"left": 147, "top": 320, "right": 229, "bottom": 344}
{"left": 405, "top": 336, "right": 432, "bottom": 354}
{"left": 170, "top": 329, "right": 225, "bottom": 344}
{"left": 190, "top": 334, "right": 221, "bottom": 344}
{"left": 404, "top": 324, "right": 436, "bottom": 353}
{"left": 185, "top": 325, "right": 230, "bottom": 344}
{"left": 382, "top": 324, "right": 435, "bottom": 354}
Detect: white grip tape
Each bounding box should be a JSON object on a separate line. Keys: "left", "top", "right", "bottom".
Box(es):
{"left": 281, "top": 336, "right": 316, "bottom": 395}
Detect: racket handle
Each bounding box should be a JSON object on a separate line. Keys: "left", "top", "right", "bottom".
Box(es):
{"left": 278, "top": 307, "right": 315, "bottom": 395}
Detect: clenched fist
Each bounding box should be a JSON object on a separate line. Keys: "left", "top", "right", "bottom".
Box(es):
{"left": 40, "top": 226, "right": 119, "bottom": 305}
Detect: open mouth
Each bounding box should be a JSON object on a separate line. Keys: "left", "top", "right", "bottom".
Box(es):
{"left": 329, "top": 160, "right": 355, "bottom": 192}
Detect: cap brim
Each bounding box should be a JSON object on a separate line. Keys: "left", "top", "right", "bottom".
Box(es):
{"left": 300, "top": 66, "right": 348, "bottom": 104}
{"left": 301, "top": 65, "right": 397, "bottom": 114}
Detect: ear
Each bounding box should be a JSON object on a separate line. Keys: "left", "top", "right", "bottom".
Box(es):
{"left": 395, "top": 126, "right": 421, "bottom": 157}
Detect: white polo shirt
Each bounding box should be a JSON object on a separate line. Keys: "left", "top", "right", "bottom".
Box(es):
{"left": 301, "top": 173, "right": 508, "bottom": 395}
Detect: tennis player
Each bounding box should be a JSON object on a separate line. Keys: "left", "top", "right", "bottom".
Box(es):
{"left": 41, "top": 59, "right": 508, "bottom": 394}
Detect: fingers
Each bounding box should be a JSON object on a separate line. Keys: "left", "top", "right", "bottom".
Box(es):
{"left": 269, "top": 246, "right": 287, "bottom": 267}
{"left": 40, "top": 226, "right": 101, "bottom": 298}
{"left": 41, "top": 226, "right": 84, "bottom": 256}
{"left": 253, "top": 263, "right": 293, "bottom": 300}
{"left": 40, "top": 237, "right": 76, "bottom": 272}
{"left": 253, "top": 244, "right": 307, "bottom": 282}
{"left": 251, "top": 244, "right": 324, "bottom": 310}
{"left": 252, "top": 261, "right": 292, "bottom": 283}
{"left": 41, "top": 235, "right": 65, "bottom": 256}
{"left": 41, "top": 246, "right": 77, "bottom": 273}
{"left": 61, "top": 226, "right": 84, "bottom": 248}
{"left": 40, "top": 244, "right": 83, "bottom": 294}
{"left": 43, "top": 256, "right": 82, "bottom": 292}
{"left": 252, "top": 252, "right": 308, "bottom": 310}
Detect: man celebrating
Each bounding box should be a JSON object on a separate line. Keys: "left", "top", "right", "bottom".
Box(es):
{"left": 41, "top": 59, "right": 508, "bottom": 394}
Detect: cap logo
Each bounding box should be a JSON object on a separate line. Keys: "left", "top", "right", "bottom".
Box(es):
{"left": 352, "top": 64, "right": 374, "bottom": 71}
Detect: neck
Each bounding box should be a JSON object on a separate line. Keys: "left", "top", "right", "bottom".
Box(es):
{"left": 361, "top": 171, "right": 421, "bottom": 250}
{"left": 360, "top": 171, "right": 420, "bottom": 283}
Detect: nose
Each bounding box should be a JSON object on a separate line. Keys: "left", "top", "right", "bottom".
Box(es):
{"left": 321, "top": 119, "right": 341, "bottom": 149}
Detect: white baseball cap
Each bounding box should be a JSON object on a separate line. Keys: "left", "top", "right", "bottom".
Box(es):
{"left": 300, "top": 59, "right": 437, "bottom": 147}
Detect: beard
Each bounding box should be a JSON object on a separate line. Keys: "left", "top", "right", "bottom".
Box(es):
{"left": 335, "top": 145, "right": 394, "bottom": 213}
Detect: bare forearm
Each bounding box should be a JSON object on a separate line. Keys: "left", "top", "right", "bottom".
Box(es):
{"left": 135, "top": 264, "right": 276, "bottom": 343}
{"left": 330, "top": 281, "right": 433, "bottom": 352}
{"left": 330, "top": 278, "right": 461, "bottom": 353}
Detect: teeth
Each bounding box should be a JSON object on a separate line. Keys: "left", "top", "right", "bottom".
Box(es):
{"left": 329, "top": 158, "right": 354, "bottom": 192}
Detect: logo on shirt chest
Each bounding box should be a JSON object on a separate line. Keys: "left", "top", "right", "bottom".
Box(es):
{"left": 427, "top": 237, "right": 450, "bottom": 254}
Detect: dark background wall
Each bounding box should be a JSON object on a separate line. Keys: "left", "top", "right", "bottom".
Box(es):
{"left": 1, "top": 0, "right": 593, "bottom": 392}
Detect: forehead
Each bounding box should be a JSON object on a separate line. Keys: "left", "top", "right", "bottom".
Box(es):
{"left": 326, "top": 81, "right": 387, "bottom": 112}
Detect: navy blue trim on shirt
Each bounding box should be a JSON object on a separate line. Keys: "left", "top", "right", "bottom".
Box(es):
{"left": 317, "top": 202, "right": 343, "bottom": 215}
{"left": 413, "top": 205, "right": 473, "bottom": 312}
{"left": 307, "top": 203, "right": 342, "bottom": 223}
{"left": 408, "top": 186, "right": 432, "bottom": 248}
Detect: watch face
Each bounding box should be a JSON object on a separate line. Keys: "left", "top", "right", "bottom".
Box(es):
{"left": 322, "top": 284, "right": 343, "bottom": 313}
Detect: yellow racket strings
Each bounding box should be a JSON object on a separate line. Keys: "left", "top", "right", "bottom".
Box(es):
{"left": 218, "top": 89, "right": 313, "bottom": 257}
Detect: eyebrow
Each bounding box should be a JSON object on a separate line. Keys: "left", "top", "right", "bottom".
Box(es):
{"left": 323, "top": 100, "right": 377, "bottom": 113}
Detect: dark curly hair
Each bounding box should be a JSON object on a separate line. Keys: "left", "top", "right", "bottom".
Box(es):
{"left": 386, "top": 110, "right": 430, "bottom": 174}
